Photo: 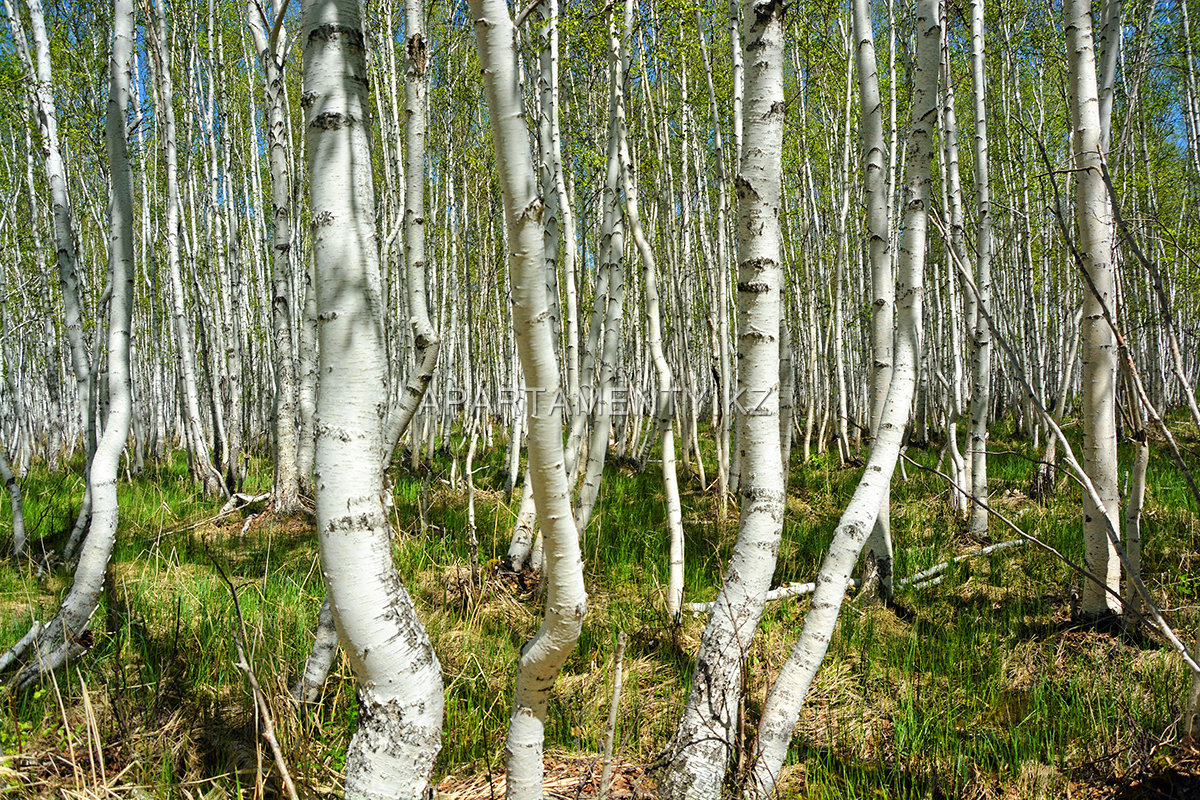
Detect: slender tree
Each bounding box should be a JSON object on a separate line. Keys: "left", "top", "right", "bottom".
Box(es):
{"left": 469, "top": 1, "right": 587, "bottom": 796}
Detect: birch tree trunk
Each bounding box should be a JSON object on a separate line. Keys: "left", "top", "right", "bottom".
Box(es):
{"left": 658, "top": 4, "right": 787, "bottom": 798}
{"left": 248, "top": 0, "right": 302, "bottom": 513}
{"left": 3, "top": 0, "right": 136, "bottom": 685}
{"left": 304, "top": 0, "right": 443, "bottom": 793}
{"left": 854, "top": 0, "right": 895, "bottom": 601}
{"left": 381, "top": 0, "right": 440, "bottom": 460}
{"left": 151, "top": 0, "right": 224, "bottom": 497}
{"left": 967, "top": 0, "right": 993, "bottom": 539}
{"left": 612, "top": 0, "right": 685, "bottom": 622}
{"left": 749, "top": 0, "right": 938, "bottom": 791}
{"left": 2, "top": 444, "right": 25, "bottom": 558}
{"left": 1066, "top": 0, "right": 1122, "bottom": 617}
{"left": 469, "top": 4, "right": 588, "bottom": 799}
{"left": 3, "top": 0, "right": 95, "bottom": 549}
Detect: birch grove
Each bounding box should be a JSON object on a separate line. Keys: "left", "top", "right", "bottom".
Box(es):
{"left": 0, "top": 0, "right": 1199, "bottom": 796}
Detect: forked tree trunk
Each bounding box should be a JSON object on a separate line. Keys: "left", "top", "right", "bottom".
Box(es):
{"left": 469, "top": 3, "right": 587, "bottom": 797}
{"left": 303, "top": 0, "right": 443, "bottom": 794}
{"left": 657, "top": 4, "right": 787, "bottom": 798}
{"left": 749, "top": 0, "right": 938, "bottom": 792}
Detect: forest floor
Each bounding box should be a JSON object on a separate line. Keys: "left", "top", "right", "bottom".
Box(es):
{"left": 1, "top": 417, "right": 1199, "bottom": 799}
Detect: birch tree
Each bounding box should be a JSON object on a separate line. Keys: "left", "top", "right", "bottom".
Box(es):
{"left": 1066, "top": 0, "right": 1121, "bottom": 616}
{"left": 469, "top": 2, "right": 587, "bottom": 796}
{"left": 658, "top": 3, "right": 786, "bottom": 797}
{"left": 303, "top": 0, "right": 442, "bottom": 793}
{"left": 2, "top": 0, "right": 137, "bottom": 684}
{"left": 967, "top": 0, "right": 993, "bottom": 539}
{"left": 853, "top": 0, "right": 895, "bottom": 600}
{"left": 749, "top": 0, "right": 939, "bottom": 791}
{"left": 248, "top": 0, "right": 302, "bottom": 513}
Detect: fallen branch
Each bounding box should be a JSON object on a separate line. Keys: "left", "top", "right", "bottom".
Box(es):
{"left": 894, "top": 539, "right": 1026, "bottom": 589}
{"left": 685, "top": 540, "right": 1027, "bottom": 613}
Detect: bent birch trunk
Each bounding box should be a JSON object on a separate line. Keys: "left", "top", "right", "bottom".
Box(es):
{"left": 469, "top": 3, "right": 588, "bottom": 798}
{"left": 749, "top": 0, "right": 939, "bottom": 792}
{"left": 303, "top": 0, "right": 443, "bottom": 794}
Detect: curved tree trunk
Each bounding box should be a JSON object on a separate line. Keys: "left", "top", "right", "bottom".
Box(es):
{"left": 2, "top": 0, "right": 136, "bottom": 686}
{"left": 748, "top": 0, "right": 938, "bottom": 791}
{"left": 470, "top": 3, "right": 588, "bottom": 797}
{"left": 303, "top": 0, "right": 443, "bottom": 793}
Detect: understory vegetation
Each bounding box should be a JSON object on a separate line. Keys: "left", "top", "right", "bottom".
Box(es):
{"left": 1, "top": 416, "right": 1198, "bottom": 799}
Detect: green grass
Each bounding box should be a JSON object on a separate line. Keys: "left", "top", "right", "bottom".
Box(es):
{"left": 0, "top": 415, "right": 1196, "bottom": 798}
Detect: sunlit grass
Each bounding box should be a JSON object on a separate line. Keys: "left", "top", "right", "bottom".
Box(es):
{"left": 0, "top": 416, "right": 1195, "bottom": 797}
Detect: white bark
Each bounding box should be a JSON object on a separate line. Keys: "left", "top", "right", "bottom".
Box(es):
{"left": 248, "top": 0, "right": 301, "bottom": 513}
{"left": 612, "top": 0, "right": 684, "bottom": 622}
{"left": 303, "top": 0, "right": 443, "bottom": 794}
{"left": 382, "top": 0, "right": 441, "bottom": 461}
{"left": 290, "top": 596, "right": 339, "bottom": 705}
{"left": 574, "top": 10, "right": 628, "bottom": 534}
{"left": 748, "top": 0, "right": 938, "bottom": 791}
{"left": 968, "top": 0, "right": 993, "bottom": 539}
{"left": 854, "top": 0, "right": 896, "bottom": 600}
{"left": 1066, "top": 0, "right": 1121, "bottom": 616}
{"left": 4, "top": 0, "right": 136, "bottom": 686}
{"left": 469, "top": 5, "right": 587, "bottom": 799}
{"left": 150, "top": 0, "right": 223, "bottom": 497}
{"left": 658, "top": 4, "right": 786, "bottom": 798}
{"left": 1, "top": 445, "right": 25, "bottom": 558}
{"left": 3, "top": 0, "right": 95, "bottom": 546}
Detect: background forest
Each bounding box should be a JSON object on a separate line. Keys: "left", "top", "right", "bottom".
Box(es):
{"left": 0, "top": 0, "right": 1199, "bottom": 797}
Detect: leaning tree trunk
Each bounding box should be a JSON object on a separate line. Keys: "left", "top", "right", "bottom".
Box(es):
{"left": 748, "top": 0, "right": 938, "bottom": 792}
{"left": 854, "top": 0, "right": 896, "bottom": 602}
{"left": 1066, "top": 0, "right": 1121, "bottom": 617}
{"left": 381, "top": 0, "right": 440, "bottom": 460}
{"left": 1, "top": 0, "right": 136, "bottom": 686}
{"left": 657, "top": 4, "right": 787, "bottom": 799}
{"left": 303, "top": 0, "right": 443, "bottom": 794}
{"left": 469, "top": 2, "right": 588, "bottom": 797}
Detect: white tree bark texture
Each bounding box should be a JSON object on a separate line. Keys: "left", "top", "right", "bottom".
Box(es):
{"left": 4, "top": 0, "right": 137, "bottom": 687}
{"left": 247, "top": 0, "right": 302, "bottom": 514}
{"left": 469, "top": 3, "right": 587, "bottom": 799}
{"left": 657, "top": 4, "right": 787, "bottom": 799}
{"left": 1066, "top": 0, "right": 1122, "bottom": 617}
{"left": 748, "top": 0, "right": 937, "bottom": 792}
{"left": 968, "top": 0, "right": 994, "bottom": 540}
{"left": 853, "top": 0, "right": 896, "bottom": 600}
{"left": 303, "top": 0, "right": 443, "bottom": 794}
{"left": 612, "top": 0, "right": 685, "bottom": 623}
